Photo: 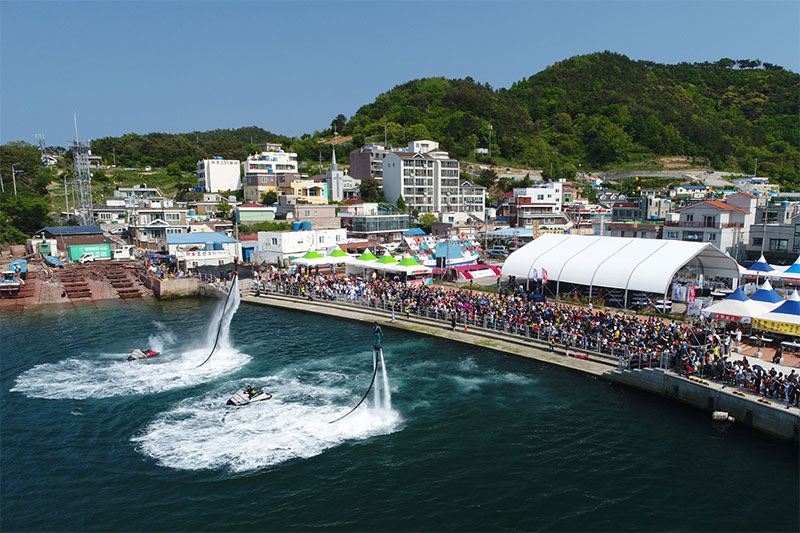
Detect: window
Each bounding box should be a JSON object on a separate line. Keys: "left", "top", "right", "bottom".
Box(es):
{"left": 668, "top": 232, "right": 678, "bottom": 239}
{"left": 770, "top": 238, "right": 788, "bottom": 251}
{"left": 685, "top": 214, "right": 694, "bottom": 222}
{"left": 794, "top": 225, "right": 800, "bottom": 251}
{"left": 304, "top": 210, "right": 311, "bottom": 217}
{"left": 708, "top": 233, "right": 717, "bottom": 241}
{"left": 319, "top": 236, "right": 325, "bottom": 244}
{"left": 753, "top": 237, "right": 763, "bottom": 246}
{"left": 704, "top": 215, "right": 715, "bottom": 227}
{"left": 271, "top": 238, "right": 278, "bottom": 245}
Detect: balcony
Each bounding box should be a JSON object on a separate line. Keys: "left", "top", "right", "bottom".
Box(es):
{"left": 665, "top": 220, "right": 743, "bottom": 229}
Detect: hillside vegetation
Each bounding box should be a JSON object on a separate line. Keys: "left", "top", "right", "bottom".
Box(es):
{"left": 2, "top": 52, "right": 798, "bottom": 244}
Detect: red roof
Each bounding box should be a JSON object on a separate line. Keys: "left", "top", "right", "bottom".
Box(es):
{"left": 238, "top": 202, "right": 266, "bottom": 208}
{"left": 238, "top": 234, "right": 259, "bottom": 241}
{"left": 731, "top": 191, "right": 758, "bottom": 198}
{"left": 678, "top": 200, "right": 748, "bottom": 213}
{"left": 497, "top": 192, "right": 514, "bottom": 198}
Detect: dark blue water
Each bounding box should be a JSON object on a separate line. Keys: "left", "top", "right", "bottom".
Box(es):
{"left": 2, "top": 296, "right": 798, "bottom": 532}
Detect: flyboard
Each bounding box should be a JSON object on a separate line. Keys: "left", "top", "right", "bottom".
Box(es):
{"left": 330, "top": 325, "right": 383, "bottom": 424}
{"left": 197, "top": 272, "right": 238, "bottom": 368}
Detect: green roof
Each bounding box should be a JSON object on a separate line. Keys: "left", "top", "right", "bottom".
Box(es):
{"left": 327, "top": 249, "right": 348, "bottom": 257}
{"left": 376, "top": 254, "right": 399, "bottom": 264}
{"left": 355, "top": 252, "right": 378, "bottom": 261}
{"left": 302, "top": 251, "right": 324, "bottom": 259}
{"left": 398, "top": 257, "right": 422, "bottom": 266}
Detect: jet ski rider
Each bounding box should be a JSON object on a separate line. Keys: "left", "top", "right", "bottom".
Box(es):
{"left": 246, "top": 385, "right": 257, "bottom": 398}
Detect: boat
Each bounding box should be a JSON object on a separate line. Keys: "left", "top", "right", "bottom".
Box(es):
{"left": 0, "top": 271, "right": 23, "bottom": 292}
{"left": 226, "top": 388, "right": 272, "bottom": 406}
{"left": 127, "top": 348, "right": 160, "bottom": 361}
{"left": 10, "top": 259, "right": 27, "bottom": 280}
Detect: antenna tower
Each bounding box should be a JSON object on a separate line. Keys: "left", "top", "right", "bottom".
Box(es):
{"left": 35, "top": 134, "right": 47, "bottom": 155}
{"left": 71, "top": 114, "right": 94, "bottom": 224}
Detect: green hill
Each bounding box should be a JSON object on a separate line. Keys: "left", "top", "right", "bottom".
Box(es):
{"left": 344, "top": 52, "right": 799, "bottom": 187}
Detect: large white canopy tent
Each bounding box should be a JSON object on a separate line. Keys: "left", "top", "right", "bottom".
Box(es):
{"left": 501, "top": 234, "right": 740, "bottom": 303}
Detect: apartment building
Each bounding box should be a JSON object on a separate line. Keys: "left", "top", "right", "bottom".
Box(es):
{"left": 382, "top": 140, "right": 484, "bottom": 218}
{"left": 128, "top": 199, "right": 189, "bottom": 250}
{"left": 746, "top": 201, "right": 800, "bottom": 264}
{"left": 197, "top": 157, "right": 241, "bottom": 192}
{"left": 349, "top": 143, "right": 390, "bottom": 184}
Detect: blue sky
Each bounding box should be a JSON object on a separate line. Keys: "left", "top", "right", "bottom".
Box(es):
{"left": 2, "top": 1, "right": 798, "bottom": 147}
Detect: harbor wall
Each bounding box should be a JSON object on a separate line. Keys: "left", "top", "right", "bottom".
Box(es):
{"left": 606, "top": 369, "right": 800, "bottom": 443}
{"left": 152, "top": 278, "right": 200, "bottom": 299}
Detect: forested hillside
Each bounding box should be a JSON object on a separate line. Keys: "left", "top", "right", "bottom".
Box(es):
{"left": 344, "top": 52, "right": 799, "bottom": 186}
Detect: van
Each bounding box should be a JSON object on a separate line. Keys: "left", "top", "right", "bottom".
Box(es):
{"left": 78, "top": 253, "right": 96, "bottom": 264}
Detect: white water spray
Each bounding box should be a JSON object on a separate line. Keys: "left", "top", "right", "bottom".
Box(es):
{"left": 378, "top": 349, "right": 391, "bottom": 410}
{"left": 12, "top": 281, "right": 247, "bottom": 399}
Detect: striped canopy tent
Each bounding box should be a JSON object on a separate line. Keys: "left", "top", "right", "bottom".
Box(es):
{"left": 384, "top": 257, "right": 431, "bottom": 276}
{"left": 744, "top": 254, "right": 776, "bottom": 280}
{"left": 702, "top": 287, "right": 777, "bottom": 323}
{"left": 344, "top": 249, "right": 380, "bottom": 275}
{"left": 748, "top": 280, "right": 784, "bottom": 304}
{"left": 753, "top": 289, "right": 800, "bottom": 336}
{"left": 325, "top": 247, "right": 352, "bottom": 264}
{"left": 778, "top": 255, "right": 800, "bottom": 282}
{"left": 290, "top": 250, "right": 331, "bottom": 267}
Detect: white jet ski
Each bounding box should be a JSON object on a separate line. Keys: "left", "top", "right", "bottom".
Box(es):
{"left": 227, "top": 388, "right": 272, "bottom": 406}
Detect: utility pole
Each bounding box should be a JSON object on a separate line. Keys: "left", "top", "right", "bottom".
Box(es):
{"left": 760, "top": 205, "right": 769, "bottom": 256}
{"left": 11, "top": 164, "right": 21, "bottom": 196}
{"left": 64, "top": 174, "right": 70, "bottom": 215}
{"left": 0, "top": 173, "right": 4, "bottom": 193}
{"left": 113, "top": 147, "right": 116, "bottom": 166}
{"left": 488, "top": 124, "right": 492, "bottom": 158}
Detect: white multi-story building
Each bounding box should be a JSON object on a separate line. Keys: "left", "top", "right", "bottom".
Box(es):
{"left": 255, "top": 228, "right": 347, "bottom": 265}
{"left": 244, "top": 147, "right": 298, "bottom": 177}
{"left": 662, "top": 193, "right": 758, "bottom": 259}
{"left": 197, "top": 157, "right": 241, "bottom": 192}
{"left": 382, "top": 140, "right": 484, "bottom": 218}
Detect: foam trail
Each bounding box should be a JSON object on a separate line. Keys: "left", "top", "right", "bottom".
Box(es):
{"left": 204, "top": 278, "right": 240, "bottom": 352}
{"left": 134, "top": 375, "right": 402, "bottom": 472}
{"left": 379, "top": 349, "right": 391, "bottom": 410}
{"left": 12, "top": 281, "right": 247, "bottom": 400}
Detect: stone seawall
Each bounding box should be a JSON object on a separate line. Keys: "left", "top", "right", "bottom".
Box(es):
{"left": 152, "top": 278, "right": 200, "bottom": 299}
{"left": 239, "top": 290, "right": 800, "bottom": 444}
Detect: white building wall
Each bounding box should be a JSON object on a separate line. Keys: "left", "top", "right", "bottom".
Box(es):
{"left": 197, "top": 159, "right": 241, "bottom": 192}
{"left": 255, "top": 229, "right": 347, "bottom": 264}
{"left": 382, "top": 152, "right": 403, "bottom": 205}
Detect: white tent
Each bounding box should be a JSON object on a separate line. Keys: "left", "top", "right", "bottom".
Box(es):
{"left": 701, "top": 287, "right": 776, "bottom": 323}
{"left": 753, "top": 289, "right": 800, "bottom": 336}
{"left": 501, "top": 234, "right": 740, "bottom": 297}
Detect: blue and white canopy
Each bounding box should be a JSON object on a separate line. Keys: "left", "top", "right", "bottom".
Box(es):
{"left": 748, "top": 280, "right": 783, "bottom": 304}
{"left": 778, "top": 255, "right": 800, "bottom": 281}
{"left": 702, "top": 287, "right": 776, "bottom": 322}
{"left": 744, "top": 254, "right": 775, "bottom": 276}
{"left": 754, "top": 290, "right": 800, "bottom": 329}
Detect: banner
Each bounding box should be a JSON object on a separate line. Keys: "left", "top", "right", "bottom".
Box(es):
{"left": 688, "top": 285, "right": 696, "bottom": 303}
{"left": 542, "top": 268, "right": 548, "bottom": 284}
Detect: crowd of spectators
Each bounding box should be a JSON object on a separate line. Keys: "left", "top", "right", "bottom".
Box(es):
{"left": 251, "top": 268, "right": 799, "bottom": 408}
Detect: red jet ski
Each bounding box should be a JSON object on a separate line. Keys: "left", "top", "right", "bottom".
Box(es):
{"left": 127, "top": 348, "right": 160, "bottom": 361}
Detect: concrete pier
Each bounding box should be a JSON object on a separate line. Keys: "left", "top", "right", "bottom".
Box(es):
{"left": 241, "top": 289, "right": 800, "bottom": 444}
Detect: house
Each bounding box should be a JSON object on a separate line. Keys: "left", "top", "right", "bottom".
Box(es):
{"left": 662, "top": 199, "right": 750, "bottom": 258}
{"left": 607, "top": 222, "right": 663, "bottom": 240}
{"left": 255, "top": 228, "right": 347, "bottom": 265}
{"left": 113, "top": 184, "right": 166, "bottom": 207}
{"left": 197, "top": 157, "right": 241, "bottom": 192}
{"left": 34, "top": 225, "right": 105, "bottom": 254}
{"left": 242, "top": 145, "right": 300, "bottom": 201}
{"left": 745, "top": 201, "right": 800, "bottom": 264}
{"left": 670, "top": 184, "right": 709, "bottom": 199}
{"left": 233, "top": 203, "right": 277, "bottom": 226}
{"left": 508, "top": 183, "right": 563, "bottom": 228}
{"left": 275, "top": 198, "right": 339, "bottom": 229}
{"left": 167, "top": 232, "right": 241, "bottom": 270}
{"left": 340, "top": 203, "right": 412, "bottom": 245}
{"left": 128, "top": 200, "right": 189, "bottom": 250}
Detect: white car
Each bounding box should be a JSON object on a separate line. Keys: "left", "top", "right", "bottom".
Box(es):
{"left": 78, "top": 253, "right": 95, "bottom": 264}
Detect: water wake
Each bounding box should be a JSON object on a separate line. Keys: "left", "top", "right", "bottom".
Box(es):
{"left": 12, "top": 283, "right": 246, "bottom": 399}
{"left": 133, "top": 374, "right": 401, "bottom": 472}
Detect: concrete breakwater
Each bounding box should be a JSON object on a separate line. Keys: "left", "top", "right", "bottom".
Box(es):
{"left": 239, "top": 287, "right": 800, "bottom": 444}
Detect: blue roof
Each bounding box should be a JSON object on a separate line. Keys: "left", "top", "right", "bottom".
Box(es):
{"left": 166, "top": 232, "right": 237, "bottom": 245}
{"left": 770, "top": 300, "right": 800, "bottom": 316}
{"left": 750, "top": 287, "right": 783, "bottom": 304}
{"left": 404, "top": 228, "right": 426, "bottom": 236}
{"left": 748, "top": 260, "right": 774, "bottom": 272}
{"left": 725, "top": 288, "right": 749, "bottom": 302}
{"left": 42, "top": 225, "right": 102, "bottom": 235}
{"left": 684, "top": 185, "right": 707, "bottom": 190}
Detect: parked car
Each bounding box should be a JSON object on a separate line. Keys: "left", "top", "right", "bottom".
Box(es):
{"left": 486, "top": 246, "right": 508, "bottom": 258}
{"left": 78, "top": 253, "right": 96, "bottom": 264}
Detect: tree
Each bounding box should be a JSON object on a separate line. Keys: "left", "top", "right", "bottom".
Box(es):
{"left": 261, "top": 190, "right": 278, "bottom": 205}
{"left": 331, "top": 114, "right": 346, "bottom": 135}
{"left": 0, "top": 192, "right": 53, "bottom": 236}
{"left": 166, "top": 162, "right": 182, "bottom": 177}
{"left": 396, "top": 195, "right": 406, "bottom": 211}
{"left": 416, "top": 213, "right": 438, "bottom": 234}
{"left": 359, "top": 177, "right": 382, "bottom": 202}
{"left": 216, "top": 199, "right": 232, "bottom": 219}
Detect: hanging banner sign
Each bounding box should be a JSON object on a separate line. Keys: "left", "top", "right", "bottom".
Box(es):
{"left": 688, "top": 285, "right": 696, "bottom": 303}
{"left": 542, "top": 269, "right": 548, "bottom": 284}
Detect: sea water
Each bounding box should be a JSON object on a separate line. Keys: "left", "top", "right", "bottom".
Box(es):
{"left": 1, "top": 298, "right": 798, "bottom": 532}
